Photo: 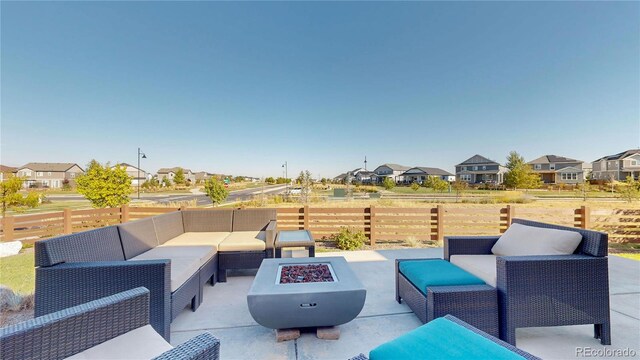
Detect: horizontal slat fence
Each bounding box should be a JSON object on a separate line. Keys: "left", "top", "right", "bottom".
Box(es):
{"left": 1, "top": 205, "right": 639, "bottom": 244}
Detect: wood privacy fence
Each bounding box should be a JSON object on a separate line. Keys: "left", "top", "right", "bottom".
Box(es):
{"left": 1, "top": 205, "right": 639, "bottom": 244}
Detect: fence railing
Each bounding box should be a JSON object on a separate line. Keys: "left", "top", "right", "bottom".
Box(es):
{"left": 1, "top": 205, "right": 638, "bottom": 244}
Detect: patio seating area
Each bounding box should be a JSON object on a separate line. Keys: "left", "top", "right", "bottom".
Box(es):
{"left": 169, "top": 248, "right": 639, "bottom": 359}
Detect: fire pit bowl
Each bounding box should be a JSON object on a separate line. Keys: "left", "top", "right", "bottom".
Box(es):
{"left": 247, "top": 257, "right": 366, "bottom": 330}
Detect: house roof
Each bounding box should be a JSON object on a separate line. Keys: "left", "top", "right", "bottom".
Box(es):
{"left": 157, "top": 167, "right": 192, "bottom": 174}
{"left": 594, "top": 149, "right": 640, "bottom": 162}
{"left": 0, "top": 165, "right": 17, "bottom": 173}
{"left": 113, "top": 163, "right": 146, "bottom": 172}
{"left": 375, "top": 163, "right": 411, "bottom": 171}
{"left": 528, "top": 155, "right": 581, "bottom": 164}
{"left": 555, "top": 166, "right": 584, "bottom": 173}
{"left": 18, "top": 162, "right": 83, "bottom": 172}
{"left": 333, "top": 173, "right": 348, "bottom": 180}
{"left": 402, "top": 167, "right": 454, "bottom": 177}
{"left": 456, "top": 155, "right": 499, "bottom": 166}
{"left": 356, "top": 171, "right": 374, "bottom": 176}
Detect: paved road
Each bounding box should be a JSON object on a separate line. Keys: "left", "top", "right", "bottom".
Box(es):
{"left": 47, "top": 185, "right": 288, "bottom": 207}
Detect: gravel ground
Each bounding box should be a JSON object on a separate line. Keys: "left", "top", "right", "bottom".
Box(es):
{"left": 1, "top": 309, "right": 34, "bottom": 327}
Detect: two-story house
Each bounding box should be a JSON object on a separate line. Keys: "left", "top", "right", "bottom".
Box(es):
{"left": 591, "top": 149, "right": 640, "bottom": 181}
{"left": 371, "top": 163, "right": 410, "bottom": 184}
{"left": 455, "top": 155, "right": 507, "bottom": 184}
{"left": 0, "top": 165, "right": 17, "bottom": 182}
{"left": 15, "top": 163, "right": 84, "bottom": 189}
{"left": 112, "top": 163, "right": 149, "bottom": 186}
{"left": 157, "top": 167, "right": 196, "bottom": 184}
{"left": 527, "top": 155, "right": 585, "bottom": 184}
{"left": 400, "top": 167, "right": 455, "bottom": 184}
{"left": 194, "top": 171, "right": 215, "bottom": 183}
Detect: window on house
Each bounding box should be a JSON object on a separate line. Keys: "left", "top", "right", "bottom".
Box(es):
{"left": 70, "top": 173, "right": 76, "bottom": 178}
{"left": 549, "top": 164, "right": 555, "bottom": 170}
{"left": 461, "top": 166, "right": 466, "bottom": 171}
{"left": 534, "top": 164, "right": 542, "bottom": 170}
{"left": 37, "top": 172, "right": 43, "bottom": 176}
{"left": 482, "top": 166, "right": 486, "bottom": 170}
{"left": 460, "top": 174, "right": 472, "bottom": 181}
{"left": 473, "top": 166, "right": 478, "bottom": 171}
{"left": 48, "top": 172, "right": 51, "bottom": 176}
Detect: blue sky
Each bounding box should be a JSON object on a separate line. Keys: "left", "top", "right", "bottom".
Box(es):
{"left": 1, "top": 2, "right": 638, "bottom": 178}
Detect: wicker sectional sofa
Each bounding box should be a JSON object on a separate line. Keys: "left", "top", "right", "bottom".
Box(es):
{"left": 34, "top": 208, "right": 277, "bottom": 341}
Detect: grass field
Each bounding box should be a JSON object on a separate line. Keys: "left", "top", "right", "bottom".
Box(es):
{"left": 0, "top": 250, "right": 35, "bottom": 294}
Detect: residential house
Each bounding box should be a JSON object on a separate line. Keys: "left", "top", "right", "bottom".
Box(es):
{"left": 194, "top": 171, "right": 215, "bottom": 183}
{"left": 527, "top": 155, "right": 585, "bottom": 184}
{"left": 333, "top": 173, "right": 348, "bottom": 183}
{"left": 401, "top": 167, "right": 455, "bottom": 184}
{"left": 455, "top": 155, "right": 507, "bottom": 184}
{"left": 371, "top": 163, "right": 410, "bottom": 184}
{"left": 112, "top": 163, "right": 149, "bottom": 186}
{"left": 157, "top": 167, "right": 196, "bottom": 184}
{"left": 15, "top": 163, "right": 84, "bottom": 189}
{"left": 0, "top": 165, "right": 17, "bottom": 182}
{"left": 355, "top": 170, "right": 374, "bottom": 184}
{"left": 591, "top": 149, "right": 640, "bottom": 181}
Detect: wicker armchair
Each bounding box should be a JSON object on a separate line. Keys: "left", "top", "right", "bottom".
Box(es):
{"left": 444, "top": 218, "right": 611, "bottom": 346}
{"left": 1, "top": 287, "right": 219, "bottom": 360}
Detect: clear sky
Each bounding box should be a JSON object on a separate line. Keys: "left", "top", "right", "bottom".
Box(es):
{"left": 1, "top": 1, "right": 639, "bottom": 178}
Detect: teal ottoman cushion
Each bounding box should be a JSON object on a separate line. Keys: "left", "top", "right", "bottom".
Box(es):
{"left": 369, "top": 317, "right": 525, "bottom": 360}
{"left": 399, "top": 259, "right": 485, "bottom": 294}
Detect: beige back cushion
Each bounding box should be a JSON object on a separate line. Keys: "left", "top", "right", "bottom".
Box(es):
{"left": 491, "top": 223, "right": 582, "bottom": 256}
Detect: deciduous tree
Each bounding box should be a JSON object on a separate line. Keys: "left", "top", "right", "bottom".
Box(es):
{"left": 0, "top": 176, "right": 40, "bottom": 216}
{"left": 503, "top": 151, "right": 542, "bottom": 190}
{"left": 298, "top": 170, "right": 313, "bottom": 204}
{"left": 173, "top": 168, "right": 185, "bottom": 185}
{"left": 619, "top": 176, "right": 640, "bottom": 202}
{"left": 203, "top": 177, "right": 229, "bottom": 206}
{"left": 76, "top": 161, "right": 132, "bottom": 208}
{"left": 382, "top": 177, "right": 396, "bottom": 190}
{"left": 452, "top": 180, "right": 468, "bottom": 203}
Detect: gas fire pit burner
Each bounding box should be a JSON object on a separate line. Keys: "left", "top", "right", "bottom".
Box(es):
{"left": 277, "top": 263, "right": 337, "bottom": 284}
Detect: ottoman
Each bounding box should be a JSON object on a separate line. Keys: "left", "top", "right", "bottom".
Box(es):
{"left": 395, "top": 258, "right": 499, "bottom": 337}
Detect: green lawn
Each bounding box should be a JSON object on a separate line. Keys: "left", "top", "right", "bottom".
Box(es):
{"left": 0, "top": 250, "right": 35, "bottom": 294}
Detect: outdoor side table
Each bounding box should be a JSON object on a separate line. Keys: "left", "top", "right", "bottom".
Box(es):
{"left": 275, "top": 230, "right": 315, "bottom": 258}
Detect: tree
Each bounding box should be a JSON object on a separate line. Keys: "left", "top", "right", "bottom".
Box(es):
{"left": 503, "top": 151, "right": 542, "bottom": 190}
{"left": 619, "top": 176, "right": 640, "bottom": 203}
{"left": 298, "top": 170, "right": 313, "bottom": 204}
{"left": 576, "top": 180, "right": 592, "bottom": 201}
{"left": 0, "top": 176, "right": 40, "bottom": 216}
{"left": 410, "top": 182, "right": 421, "bottom": 192}
{"left": 382, "top": 177, "right": 396, "bottom": 190}
{"left": 276, "top": 177, "right": 288, "bottom": 184}
{"left": 452, "top": 180, "right": 468, "bottom": 203}
{"left": 234, "top": 176, "right": 245, "bottom": 182}
{"left": 76, "top": 161, "right": 132, "bottom": 208}
{"left": 203, "top": 177, "right": 229, "bottom": 206}
{"left": 173, "top": 168, "right": 185, "bottom": 185}
{"left": 321, "top": 178, "right": 327, "bottom": 186}
{"left": 161, "top": 177, "right": 172, "bottom": 187}
{"left": 265, "top": 177, "right": 276, "bottom": 184}
{"left": 430, "top": 177, "right": 449, "bottom": 193}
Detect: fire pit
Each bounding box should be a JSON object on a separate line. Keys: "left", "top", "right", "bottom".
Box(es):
{"left": 247, "top": 257, "right": 366, "bottom": 330}
{"left": 277, "top": 263, "right": 336, "bottom": 284}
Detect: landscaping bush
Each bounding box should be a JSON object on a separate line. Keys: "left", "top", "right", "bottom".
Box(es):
{"left": 331, "top": 227, "right": 366, "bottom": 250}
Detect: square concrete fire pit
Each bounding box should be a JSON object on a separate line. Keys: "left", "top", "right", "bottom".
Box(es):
{"left": 247, "top": 257, "right": 366, "bottom": 330}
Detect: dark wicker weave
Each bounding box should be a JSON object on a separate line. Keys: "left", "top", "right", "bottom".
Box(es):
{"left": 1, "top": 287, "right": 220, "bottom": 360}
{"left": 217, "top": 250, "right": 273, "bottom": 282}
{"left": 35, "top": 259, "right": 172, "bottom": 340}
{"left": 172, "top": 271, "right": 201, "bottom": 320}
{"left": 153, "top": 211, "right": 185, "bottom": 244}
{"left": 198, "top": 255, "right": 218, "bottom": 305}
{"left": 349, "top": 314, "right": 539, "bottom": 360}
{"left": 182, "top": 209, "right": 233, "bottom": 232}
{"left": 395, "top": 259, "right": 499, "bottom": 337}
{"left": 444, "top": 218, "right": 611, "bottom": 345}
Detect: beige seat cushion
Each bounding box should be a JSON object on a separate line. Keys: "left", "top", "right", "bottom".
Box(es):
{"left": 129, "top": 255, "right": 201, "bottom": 292}
{"left": 134, "top": 244, "right": 216, "bottom": 268}
{"left": 491, "top": 223, "right": 582, "bottom": 256}
{"left": 450, "top": 255, "right": 497, "bottom": 287}
{"left": 162, "top": 232, "right": 231, "bottom": 250}
{"left": 218, "top": 231, "right": 266, "bottom": 252}
{"left": 66, "top": 324, "right": 172, "bottom": 359}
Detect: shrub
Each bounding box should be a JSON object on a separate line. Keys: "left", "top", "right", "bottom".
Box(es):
{"left": 331, "top": 227, "right": 366, "bottom": 250}
{"left": 410, "top": 182, "right": 421, "bottom": 191}
{"left": 382, "top": 178, "right": 396, "bottom": 190}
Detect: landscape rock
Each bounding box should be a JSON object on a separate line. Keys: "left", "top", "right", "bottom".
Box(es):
{"left": 0, "top": 241, "right": 22, "bottom": 258}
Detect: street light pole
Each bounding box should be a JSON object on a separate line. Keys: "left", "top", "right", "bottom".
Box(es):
{"left": 137, "top": 148, "right": 147, "bottom": 199}
{"left": 282, "top": 161, "right": 288, "bottom": 193}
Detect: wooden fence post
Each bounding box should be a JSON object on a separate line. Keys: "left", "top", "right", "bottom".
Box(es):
{"left": 579, "top": 206, "right": 590, "bottom": 229}
{"left": 121, "top": 204, "right": 130, "bottom": 223}
{"left": 369, "top": 205, "right": 376, "bottom": 247}
{"left": 436, "top": 205, "right": 444, "bottom": 242}
{"left": 63, "top": 208, "right": 72, "bottom": 234}
{"left": 2, "top": 216, "right": 15, "bottom": 241}
{"left": 303, "top": 206, "right": 309, "bottom": 230}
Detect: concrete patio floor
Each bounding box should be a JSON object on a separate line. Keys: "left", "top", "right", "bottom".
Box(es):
{"left": 170, "top": 249, "right": 640, "bottom": 360}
